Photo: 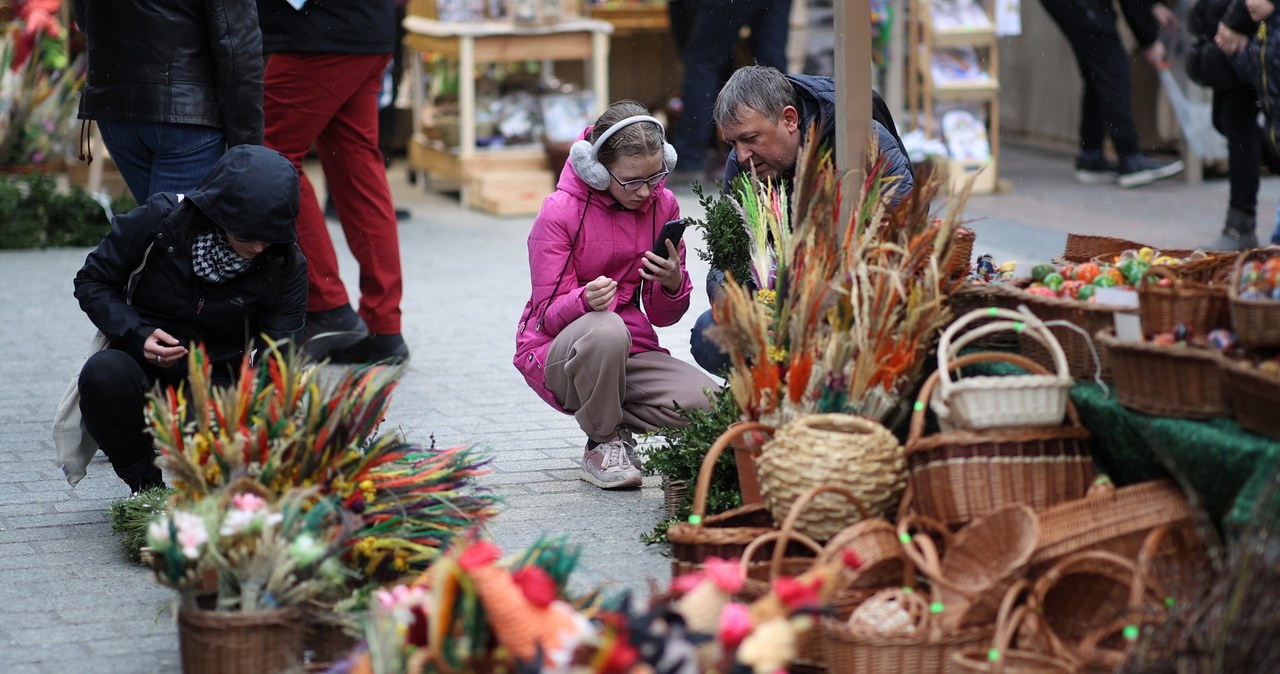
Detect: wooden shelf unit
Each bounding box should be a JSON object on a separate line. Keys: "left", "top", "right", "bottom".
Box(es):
{"left": 402, "top": 12, "right": 613, "bottom": 213}
{"left": 907, "top": 0, "right": 1000, "bottom": 193}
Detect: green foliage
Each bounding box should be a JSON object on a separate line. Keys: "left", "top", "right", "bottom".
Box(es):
{"left": 0, "top": 173, "right": 120, "bottom": 249}
{"left": 639, "top": 385, "right": 743, "bottom": 545}
{"left": 107, "top": 486, "right": 175, "bottom": 563}
{"left": 689, "top": 181, "right": 751, "bottom": 285}
{"left": 46, "top": 186, "right": 110, "bottom": 247}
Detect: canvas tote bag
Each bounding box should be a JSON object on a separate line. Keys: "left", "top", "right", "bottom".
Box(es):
{"left": 53, "top": 241, "right": 156, "bottom": 486}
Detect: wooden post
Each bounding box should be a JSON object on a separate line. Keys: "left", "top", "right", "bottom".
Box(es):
{"left": 835, "top": 0, "right": 871, "bottom": 196}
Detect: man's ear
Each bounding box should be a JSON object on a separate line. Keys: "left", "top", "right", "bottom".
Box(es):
{"left": 781, "top": 106, "right": 800, "bottom": 133}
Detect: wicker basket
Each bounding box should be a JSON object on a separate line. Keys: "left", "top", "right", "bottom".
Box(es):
{"left": 998, "top": 283, "right": 1115, "bottom": 381}
{"left": 950, "top": 282, "right": 1023, "bottom": 350}
{"left": 302, "top": 602, "right": 358, "bottom": 668}
{"left": 667, "top": 423, "right": 781, "bottom": 579}
{"left": 1219, "top": 355, "right": 1280, "bottom": 440}
{"left": 1029, "top": 479, "right": 1200, "bottom": 578}
{"left": 179, "top": 606, "right": 305, "bottom": 674}
{"left": 818, "top": 516, "right": 910, "bottom": 593}
{"left": 899, "top": 504, "right": 1039, "bottom": 631}
{"left": 949, "top": 581, "right": 1080, "bottom": 674}
{"left": 821, "top": 588, "right": 993, "bottom": 674}
{"left": 662, "top": 477, "right": 688, "bottom": 520}
{"left": 736, "top": 528, "right": 824, "bottom": 601}
{"left": 1137, "top": 266, "right": 1230, "bottom": 337}
{"left": 1095, "top": 328, "right": 1230, "bottom": 419}
{"left": 952, "top": 226, "right": 977, "bottom": 279}
{"left": 756, "top": 414, "right": 906, "bottom": 541}
{"left": 1057, "top": 234, "right": 1194, "bottom": 265}
{"left": 1229, "top": 247, "right": 1280, "bottom": 349}
{"left": 1029, "top": 549, "right": 1169, "bottom": 672}
{"left": 933, "top": 308, "right": 1073, "bottom": 431}
{"left": 906, "top": 351, "right": 1096, "bottom": 528}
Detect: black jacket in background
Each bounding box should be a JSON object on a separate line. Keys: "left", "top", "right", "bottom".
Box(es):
{"left": 72, "top": 0, "right": 264, "bottom": 147}
{"left": 74, "top": 147, "right": 307, "bottom": 372}
{"left": 257, "top": 0, "right": 396, "bottom": 54}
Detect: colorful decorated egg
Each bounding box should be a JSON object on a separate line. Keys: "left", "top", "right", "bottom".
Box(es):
{"left": 1207, "top": 329, "right": 1236, "bottom": 350}
{"left": 1074, "top": 262, "right": 1101, "bottom": 284}
{"left": 1077, "top": 284, "right": 1096, "bottom": 301}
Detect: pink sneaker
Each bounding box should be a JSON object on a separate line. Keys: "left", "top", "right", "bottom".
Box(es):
{"left": 579, "top": 438, "right": 642, "bottom": 489}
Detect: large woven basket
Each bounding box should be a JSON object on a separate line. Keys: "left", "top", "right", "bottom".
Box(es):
{"left": 1029, "top": 549, "right": 1170, "bottom": 672}
{"left": 949, "top": 581, "right": 1080, "bottom": 674}
{"left": 1219, "top": 355, "right": 1280, "bottom": 440}
{"left": 934, "top": 308, "right": 1073, "bottom": 431}
{"left": 1228, "top": 247, "right": 1280, "bottom": 349}
{"left": 179, "top": 605, "right": 305, "bottom": 674}
{"left": 1095, "top": 329, "right": 1230, "bottom": 419}
{"left": 756, "top": 414, "right": 906, "bottom": 541}
{"left": 1029, "top": 479, "right": 1200, "bottom": 579}
{"left": 899, "top": 505, "right": 1039, "bottom": 631}
{"left": 998, "top": 283, "right": 1115, "bottom": 381}
{"left": 906, "top": 352, "right": 1096, "bottom": 528}
{"left": 821, "top": 588, "right": 993, "bottom": 674}
{"left": 667, "top": 423, "right": 780, "bottom": 579}
{"left": 1137, "top": 266, "right": 1230, "bottom": 337}
{"left": 302, "top": 601, "right": 358, "bottom": 669}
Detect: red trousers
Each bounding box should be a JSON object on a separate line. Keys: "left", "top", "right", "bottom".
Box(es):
{"left": 263, "top": 52, "right": 402, "bottom": 334}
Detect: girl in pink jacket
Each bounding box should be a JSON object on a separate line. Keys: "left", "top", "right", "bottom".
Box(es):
{"left": 514, "top": 101, "right": 717, "bottom": 490}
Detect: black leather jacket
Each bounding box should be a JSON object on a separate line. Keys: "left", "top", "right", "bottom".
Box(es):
{"left": 73, "top": 0, "right": 264, "bottom": 146}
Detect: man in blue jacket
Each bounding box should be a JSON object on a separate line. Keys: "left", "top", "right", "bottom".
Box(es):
{"left": 689, "top": 65, "right": 914, "bottom": 375}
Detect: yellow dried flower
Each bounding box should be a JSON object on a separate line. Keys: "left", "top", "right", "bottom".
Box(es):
{"left": 359, "top": 479, "right": 376, "bottom": 502}
{"left": 356, "top": 536, "right": 378, "bottom": 557}
{"left": 768, "top": 345, "right": 788, "bottom": 364}
{"left": 203, "top": 461, "right": 222, "bottom": 484}
{"left": 756, "top": 288, "right": 777, "bottom": 307}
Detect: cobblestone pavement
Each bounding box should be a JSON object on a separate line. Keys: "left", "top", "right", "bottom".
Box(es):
{"left": 1, "top": 144, "right": 1269, "bottom": 672}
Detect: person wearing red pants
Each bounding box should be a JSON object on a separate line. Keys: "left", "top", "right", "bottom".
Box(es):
{"left": 257, "top": 0, "right": 409, "bottom": 364}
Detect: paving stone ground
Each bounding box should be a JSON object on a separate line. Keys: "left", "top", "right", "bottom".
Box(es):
{"left": 0, "top": 144, "right": 1268, "bottom": 672}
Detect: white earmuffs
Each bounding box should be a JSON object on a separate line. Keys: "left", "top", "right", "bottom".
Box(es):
{"left": 568, "top": 115, "right": 678, "bottom": 191}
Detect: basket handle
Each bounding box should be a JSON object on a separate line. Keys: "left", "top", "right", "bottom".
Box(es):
{"left": 738, "top": 529, "right": 823, "bottom": 583}
{"left": 689, "top": 421, "right": 775, "bottom": 522}
{"left": 895, "top": 514, "right": 960, "bottom": 594}
{"left": 936, "top": 308, "right": 1071, "bottom": 397}
{"left": 908, "top": 351, "right": 1080, "bottom": 444}
{"left": 770, "top": 485, "right": 873, "bottom": 574}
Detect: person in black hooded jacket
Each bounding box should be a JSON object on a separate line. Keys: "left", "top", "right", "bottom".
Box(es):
{"left": 72, "top": 0, "right": 264, "bottom": 202}
{"left": 73, "top": 145, "right": 307, "bottom": 493}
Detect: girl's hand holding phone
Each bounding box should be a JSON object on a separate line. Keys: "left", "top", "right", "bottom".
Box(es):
{"left": 584, "top": 276, "right": 618, "bottom": 311}
{"left": 641, "top": 239, "right": 682, "bottom": 293}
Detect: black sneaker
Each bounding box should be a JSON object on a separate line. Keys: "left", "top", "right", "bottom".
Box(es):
{"left": 1208, "top": 208, "right": 1259, "bottom": 251}
{"left": 1074, "top": 152, "right": 1118, "bottom": 184}
{"left": 326, "top": 333, "right": 410, "bottom": 365}
{"left": 301, "top": 305, "right": 368, "bottom": 359}
{"left": 1117, "top": 154, "right": 1184, "bottom": 188}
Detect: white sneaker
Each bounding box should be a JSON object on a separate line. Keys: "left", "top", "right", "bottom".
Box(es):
{"left": 579, "top": 438, "right": 643, "bottom": 489}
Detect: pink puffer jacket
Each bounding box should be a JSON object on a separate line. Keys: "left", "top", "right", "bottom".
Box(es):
{"left": 513, "top": 128, "right": 692, "bottom": 412}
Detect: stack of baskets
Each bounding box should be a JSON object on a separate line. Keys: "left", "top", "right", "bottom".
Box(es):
{"left": 1097, "top": 265, "right": 1233, "bottom": 419}
{"left": 907, "top": 311, "right": 1094, "bottom": 529}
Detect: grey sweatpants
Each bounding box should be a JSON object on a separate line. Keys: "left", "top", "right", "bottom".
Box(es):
{"left": 544, "top": 312, "right": 718, "bottom": 443}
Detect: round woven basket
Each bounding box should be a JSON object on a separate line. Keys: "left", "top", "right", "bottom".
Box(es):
{"left": 821, "top": 587, "right": 993, "bottom": 674}
{"left": 995, "top": 281, "right": 1116, "bottom": 381}
{"left": 1136, "top": 265, "right": 1230, "bottom": 337}
{"left": 302, "top": 601, "right": 359, "bottom": 668}
{"left": 949, "top": 581, "right": 1080, "bottom": 674}
{"left": 900, "top": 505, "right": 1039, "bottom": 631}
{"left": 1228, "top": 247, "right": 1280, "bottom": 349}
{"left": 1095, "top": 328, "right": 1229, "bottom": 419}
{"left": 755, "top": 414, "right": 906, "bottom": 541}
{"left": 179, "top": 605, "right": 304, "bottom": 674}
{"left": 1219, "top": 355, "right": 1280, "bottom": 440}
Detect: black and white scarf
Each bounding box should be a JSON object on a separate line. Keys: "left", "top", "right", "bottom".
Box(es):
{"left": 191, "top": 230, "right": 252, "bottom": 283}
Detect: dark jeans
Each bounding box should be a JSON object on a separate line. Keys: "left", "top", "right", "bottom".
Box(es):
{"left": 1037, "top": 0, "right": 1141, "bottom": 157}
{"left": 690, "top": 307, "right": 730, "bottom": 376}
{"left": 672, "top": 0, "right": 793, "bottom": 171}
{"left": 96, "top": 120, "right": 225, "bottom": 202}
{"left": 1213, "top": 85, "right": 1263, "bottom": 217}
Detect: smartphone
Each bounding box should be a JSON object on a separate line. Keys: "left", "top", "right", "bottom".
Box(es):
{"left": 652, "top": 218, "right": 688, "bottom": 259}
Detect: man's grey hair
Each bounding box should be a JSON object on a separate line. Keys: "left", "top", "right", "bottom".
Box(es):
{"left": 713, "top": 65, "right": 795, "bottom": 128}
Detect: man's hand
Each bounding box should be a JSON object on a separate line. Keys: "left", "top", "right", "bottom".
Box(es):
{"left": 1247, "top": 0, "right": 1276, "bottom": 23}
{"left": 1142, "top": 40, "right": 1167, "bottom": 70}
{"left": 1216, "top": 23, "right": 1251, "bottom": 55}
{"left": 639, "top": 239, "right": 683, "bottom": 294}
{"left": 584, "top": 276, "right": 618, "bottom": 312}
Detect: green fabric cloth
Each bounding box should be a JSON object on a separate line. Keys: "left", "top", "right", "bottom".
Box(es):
{"left": 956, "top": 360, "right": 1280, "bottom": 534}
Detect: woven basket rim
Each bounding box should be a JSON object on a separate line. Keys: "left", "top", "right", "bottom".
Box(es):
{"left": 1093, "top": 328, "right": 1223, "bottom": 362}
{"left": 999, "top": 281, "right": 1130, "bottom": 311}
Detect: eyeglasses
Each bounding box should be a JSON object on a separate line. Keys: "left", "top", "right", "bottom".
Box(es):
{"left": 607, "top": 162, "right": 669, "bottom": 192}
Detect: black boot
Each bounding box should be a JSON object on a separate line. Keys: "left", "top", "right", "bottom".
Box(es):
{"left": 115, "top": 455, "right": 165, "bottom": 494}
{"left": 1209, "top": 207, "right": 1259, "bottom": 251}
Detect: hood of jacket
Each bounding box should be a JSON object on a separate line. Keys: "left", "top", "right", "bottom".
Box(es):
{"left": 186, "top": 145, "right": 300, "bottom": 244}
